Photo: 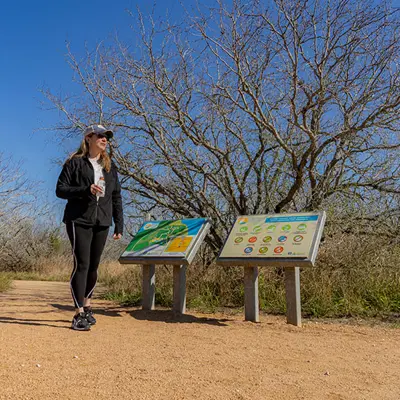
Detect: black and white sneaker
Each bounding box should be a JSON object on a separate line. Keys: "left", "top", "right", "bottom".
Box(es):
{"left": 71, "top": 312, "right": 91, "bottom": 331}
{"left": 84, "top": 307, "right": 97, "bottom": 326}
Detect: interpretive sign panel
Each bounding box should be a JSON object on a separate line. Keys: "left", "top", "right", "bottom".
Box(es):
{"left": 119, "top": 218, "right": 211, "bottom": 265}
{"left": 217, "top": 212, "right": 325, "bottom": 267}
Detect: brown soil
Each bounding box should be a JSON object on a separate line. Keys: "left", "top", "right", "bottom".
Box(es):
{"left": 1, "top": 280, "right": 400, "bottom": 400}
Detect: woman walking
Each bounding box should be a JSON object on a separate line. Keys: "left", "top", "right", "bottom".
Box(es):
{"left": 56, "top": 124, "right": 123, "bottom": 331}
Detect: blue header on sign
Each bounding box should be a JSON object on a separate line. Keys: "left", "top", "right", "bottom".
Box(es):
{"left": 265, "top": 215, "right": 319, "bottom": 223}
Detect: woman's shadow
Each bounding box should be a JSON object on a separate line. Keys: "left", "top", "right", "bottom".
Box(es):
{"left": 50, "top": 303, "right": 123, "bottom": 318}
{"left": 0, "top": 316, "right": 71, "bottom": 329}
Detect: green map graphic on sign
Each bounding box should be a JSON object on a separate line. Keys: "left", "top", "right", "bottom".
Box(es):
{"left": 126, "top": 221, "right": 189, "bottom": 253}
{"left": 120, "top": 218, "right": 208, "bottom": 259}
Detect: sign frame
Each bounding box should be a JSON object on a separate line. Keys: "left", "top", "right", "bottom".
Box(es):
{"left": 119, "top": 218, "right": 212, "bottom": 266}
{"left": 217, "top": 211, "right": 326, "bottom": 267}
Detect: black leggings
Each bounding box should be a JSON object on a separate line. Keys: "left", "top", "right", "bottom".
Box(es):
{"left": 66, "top": 222, "right": 109, "bottom": 308}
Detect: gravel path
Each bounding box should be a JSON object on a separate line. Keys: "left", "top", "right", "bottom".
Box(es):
{"left": 1, "top": 280, "right": 400, "bottom": 400}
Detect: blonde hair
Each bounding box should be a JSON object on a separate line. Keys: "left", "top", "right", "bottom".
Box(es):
{"left": 67, "top": 137, "right": 111, "bottom": 172}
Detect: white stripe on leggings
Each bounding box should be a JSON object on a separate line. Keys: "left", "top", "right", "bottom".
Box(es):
{"left": 85, "top": 231, "right": 102, "bottom": 299}
{"left": 86, "top": 280, "right": 97, "bottom": 299}
{"left": 69, "top": 222, "right": 79, "bottom": 308}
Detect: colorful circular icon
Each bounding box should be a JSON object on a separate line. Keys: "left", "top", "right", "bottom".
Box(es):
{"left": 267, "top": 224, "right": 276, "bottom": 232}
{"left": 263, "top": 236, "right": 272, "bottom": 243}
{"left": 293, "top": 235, "right": 304, "bottom": 242}
{"left": 253, "top": 225, "right": 262, "bottom": 233}
{"left": 259, "top": 247, "right": 268, "bottom": 254}
{"left": 248, "top": 236, "right": 257, "bottom": 243}
{"left": 234, "top": 237, "right": 244, "bottom": 244}
{"left": 278, "top": 235, "right": 287, "bottom": 243}
{"left": 244, "top": 247, "right": 253, "bottom": 254}
{"left": 281, "top": 224, "right": 291, "bottom": 232}
{"left": 297, "top": 223, "right": 307, "bottom": 231}
{"left": 238, "top": 217, "right": 248, "bottom": 225}
{"left": 274, "top": 246, "right": 284, "bottom": 254}
{"left": 240, "top": 226, "right": 248, "bottom": 232}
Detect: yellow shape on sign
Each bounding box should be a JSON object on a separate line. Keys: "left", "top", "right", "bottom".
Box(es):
{"left": 165, "top": 237, "right": 193, "bottom": 253}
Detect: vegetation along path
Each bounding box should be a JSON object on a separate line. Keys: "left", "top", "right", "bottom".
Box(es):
{"left": 1, "top": 280, "right": 400, "bottom": 400}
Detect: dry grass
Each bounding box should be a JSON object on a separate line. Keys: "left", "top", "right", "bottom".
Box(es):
{"left": 1, "top": 233, "right": 400, "bottom": 318}
{"left": 0, "top": 273, "right": 12, "bottom": 292}
{"left": 98, "top": 234, "right": 400, "bottom": 318}
{"left": 1, "top": 255, "right": 72, "bottom": 282}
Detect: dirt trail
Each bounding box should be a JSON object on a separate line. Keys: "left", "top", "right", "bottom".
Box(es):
{"left": 0, "top": 280, "right": 400, "bottom": 400}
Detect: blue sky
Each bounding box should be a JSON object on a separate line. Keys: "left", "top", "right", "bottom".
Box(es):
{"left": 0, "top": 0, "right": 207, "bottom": 214}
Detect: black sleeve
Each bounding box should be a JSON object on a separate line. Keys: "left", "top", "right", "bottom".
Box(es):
{"left": 112, "top": 166, "right": 124, "bottom": 235}
{"left": 56, "top": 160, "right": 90, "bottom": 200}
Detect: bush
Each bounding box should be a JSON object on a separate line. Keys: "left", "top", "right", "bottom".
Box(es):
{"left": 98, "top": 233, "right": 400, "bottom": 318}
{"left": 2, "top": 219, "right": 400, "bottom": 319}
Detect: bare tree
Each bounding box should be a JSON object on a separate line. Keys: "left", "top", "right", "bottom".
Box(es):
{"left": 0, "top": 153, "right": 31, "bottom": 218}
{"left": 0, "top": 153, "right": 46, "bottom": 268}
{"left": 44, "top": 0, "right": 400, "bottom": 251}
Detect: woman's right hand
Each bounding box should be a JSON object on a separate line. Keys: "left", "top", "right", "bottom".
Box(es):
{"left": 90, "top": 184, "right": 103, "bottom": 195}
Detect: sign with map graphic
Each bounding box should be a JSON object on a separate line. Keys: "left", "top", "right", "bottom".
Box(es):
{"left": 119, "top": 218, "right": 211, "bottom": 265}
{"left": 217, "top": 212, "right": 326, "bottom": 267}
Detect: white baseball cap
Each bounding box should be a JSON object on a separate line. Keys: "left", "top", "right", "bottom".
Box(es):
{"left": 84, "top": 124, "right": 113, "bottom": 140}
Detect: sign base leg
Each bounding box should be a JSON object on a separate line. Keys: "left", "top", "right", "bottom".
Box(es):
{"left": 142, "top": 264, "right": 155, "bottom": 310}
{"left": 285, "top": 266, "right": 301, "bottom": 327}
{"left": 173, "top": 265, "right": 187, "bottom": 314}
{"left": 244, "top": 266, "right": 259, "bottom": 322}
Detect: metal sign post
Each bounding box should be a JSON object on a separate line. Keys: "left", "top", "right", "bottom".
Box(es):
{"left": 217, "top": 212, "right": 326, "bottom": 326}
{"left": 119, "top": 218, "right": 211, "bottom": 315}
{"left": 284, "top": 266, "right": 301, "bottom": 326}
{"left": 142, "top": 213, "right": 156, "bottom": 310}
{"left": 173, "top": 265, "right": 187, "bottom": 314}
{"left": 244, "top": 266, "right": 259, "bottom": 322}
{"left": 142, "top": 264, "right": 156, "bottom": 310}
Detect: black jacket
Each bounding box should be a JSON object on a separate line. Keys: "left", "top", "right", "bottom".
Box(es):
{"left": 56, "top": 156, "right": 123, "bottom": 235}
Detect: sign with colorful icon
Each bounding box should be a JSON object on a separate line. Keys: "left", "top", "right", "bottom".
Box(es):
{"left": 120, "top": 218, "right": 211, "bottom": 265}
{"left": 218, "top": 212, "right": 326, "bottom": 264}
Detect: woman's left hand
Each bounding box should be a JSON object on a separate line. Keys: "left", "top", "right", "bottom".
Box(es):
{"left": 113, "top": 233, "right": 122, "bottom": 240}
